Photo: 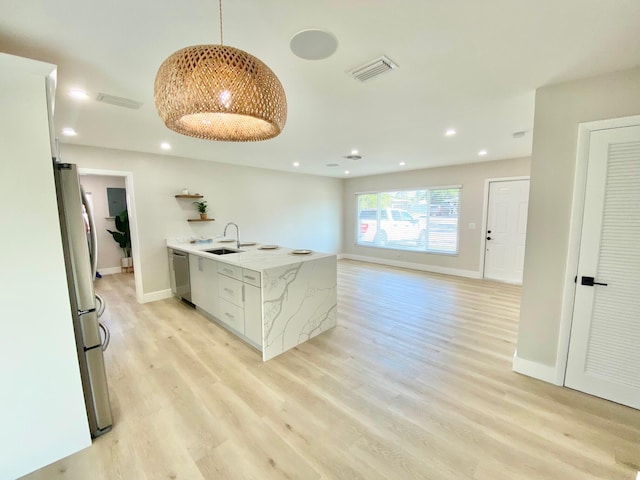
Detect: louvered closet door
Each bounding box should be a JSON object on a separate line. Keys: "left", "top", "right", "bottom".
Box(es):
{"left": 565, "top": 125, "right": 640, "bottom": 409}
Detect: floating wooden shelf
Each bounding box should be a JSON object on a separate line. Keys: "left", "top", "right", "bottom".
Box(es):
{"left": 175, "top": 194, "right": 203, "bottom": 198}
{"left": 187, "top": 218, "right": 215, "bottom": 222}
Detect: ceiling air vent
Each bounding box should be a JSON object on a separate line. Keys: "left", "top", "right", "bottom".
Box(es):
{"left": 96, "top": 93, "right": 143, "bottom": 109}
{"left": 349, "top": 55, "right": 398, "bottom": 82}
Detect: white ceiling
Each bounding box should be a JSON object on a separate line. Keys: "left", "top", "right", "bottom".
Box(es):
{"left": 2, "top": 0, "right": 640, "bottom": 177}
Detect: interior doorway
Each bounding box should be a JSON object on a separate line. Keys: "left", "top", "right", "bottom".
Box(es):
{"left": 482, "top": 178, "right": 530, "bottom": 284}
{"left": 81, "top": 175, "right": 127, "bottom": 275}
{"left": 79, "top": 168, "right": 143, "bottom": 304}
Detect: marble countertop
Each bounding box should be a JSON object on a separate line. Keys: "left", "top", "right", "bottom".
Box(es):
{"left": 166, "top": 239, "right": 335, "bottom": 272}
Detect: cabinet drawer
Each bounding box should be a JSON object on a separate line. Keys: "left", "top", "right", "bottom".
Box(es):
{"left": 218, "top": 274, "right": 243, "bottom": 307}
{"left": 217, "top": 262, "right": 242, "bottom": 280}
{"left": 218, "top": 299, "right": 244, "bottom": 335}
{"left": 242, "top": 268, "right": 261, "bottom": 287}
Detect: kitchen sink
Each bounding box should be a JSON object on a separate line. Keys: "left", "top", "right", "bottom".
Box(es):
{"left": 204, "top": 248, "right": 242, "bottom": 255}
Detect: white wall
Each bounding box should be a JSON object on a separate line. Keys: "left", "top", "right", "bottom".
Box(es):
{"left": 342, "top": 157, "right": 531, "bottom": 277}
{"left": 516, "top": 65, "right": 640, "bottom": 375}
{"left": 60, "top": 144, "right": 343, "bottom": 299}
{"left": 80, "top": 175, "right": 126, "bottom": 273}
{"left": 0, "top": 55, "right": 90, "bottom": 479}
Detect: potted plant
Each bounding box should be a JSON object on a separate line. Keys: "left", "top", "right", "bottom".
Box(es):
{"left": 194, "top": 200, "right": 208, "bottom": 220}
{"left": 107, "top": 209, "right": 132, "bottom": 271}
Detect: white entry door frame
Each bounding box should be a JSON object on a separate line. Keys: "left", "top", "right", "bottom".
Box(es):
{"left": 555, "top": 114, "right": 640, "bottom": 386}
{"left": 480, "top": 176, "right": 530, "bottom": 284}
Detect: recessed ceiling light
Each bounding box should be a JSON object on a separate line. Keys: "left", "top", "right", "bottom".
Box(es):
{"left": 160, "top": 142, "right": 171, "bottom": 150}
{"left": 478, "top": 149, "right": 488, "bottom": 156}
{"left": 293, "top": 161, "right": 300, "bottom": 167}
{"left": 399, "top": 161, "right": 406, "bottom": 166}
{"left": 344, "top": 170, "right": 350, "bottom": 175}
{"left": 445, "top": 128, "right": 456, "bottom": 137}
{"left": 68, "top": 89, "right": 88, "bottom": 100}
{"left": 351, "top": 149, "right": 359, "bottom": 155}
{"left": 62, "top": 127, "right": 77, "bottom": 136}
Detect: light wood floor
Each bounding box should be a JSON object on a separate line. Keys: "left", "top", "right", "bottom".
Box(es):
{"left": 23, "top": 260, "right": 639, "bottom": 480}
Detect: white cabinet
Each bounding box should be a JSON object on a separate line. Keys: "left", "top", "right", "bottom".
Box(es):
{"left": 244, "top": 283, "right": 262, "bottom": 345}
{"left": 168, "top": 250, "right": 177, "bottom": 295}
{"left": 242, "top": 268, "right": 260, "bottom": 287}
{"left": 216, "top": 264, "right": 262, "bottom": 345}
{"left": 217, "top": 299, "right": 245, "bottom": 334}
{"left": 218, "top": 274, "right": 243, "bottom": 307}
{"left": 216, "top": 265, "right": 249, "bottom": 336}
{"left": 242, "top": 267, "right": 262, "bottom": 345}
{"left": 189, "top": 254, "right": 219, "bottom": 317}
{"left": 186, "top": 253, "right": 264, "bottom": 350}
{"left": 217, "top": 262, "right": 242, "bottom": 280}
{"left": 189, "top": 254, "right": 204, "bottom": 305}
{"left": 217, "top": 273, "right": 245, "bottom": 335}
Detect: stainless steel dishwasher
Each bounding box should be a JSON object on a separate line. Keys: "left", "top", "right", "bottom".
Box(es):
{"left": 169, "top": 249, "right": 192, "bottom": 304}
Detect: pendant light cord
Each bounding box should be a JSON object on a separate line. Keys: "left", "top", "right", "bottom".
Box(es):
{"left": 219, "top": 0, "right": 224, "bottom": 45}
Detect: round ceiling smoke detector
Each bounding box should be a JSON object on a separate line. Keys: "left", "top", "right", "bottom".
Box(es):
{"left": 290, "top": 29, "right": 338, "bottom": 60}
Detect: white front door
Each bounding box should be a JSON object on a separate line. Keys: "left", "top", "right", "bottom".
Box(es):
{"left": 565, "top": 125, "right": 640, "bottom": 410}
{"left": 483, "top": 179, "right": 530, "bottom": 283}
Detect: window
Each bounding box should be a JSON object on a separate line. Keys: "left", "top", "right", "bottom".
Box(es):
{"left": 356, "top": 187, "right": 460, "bottom": 254}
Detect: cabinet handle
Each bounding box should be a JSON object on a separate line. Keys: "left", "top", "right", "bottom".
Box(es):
{"left": 223, "top": 268, "right": 233, "bottom": 275}
{"left": 224, "top": 288, "right": 234, "bottom": 294}
{"left": 244, "top": 275, "right": 256, "bottom": 281}
{"left": 224, "top": 312, "right": 234, "bottom": 319}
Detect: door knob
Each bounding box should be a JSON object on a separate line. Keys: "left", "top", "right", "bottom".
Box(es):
{"left": 486, "top": 236, "right": 492, "bottom": 240}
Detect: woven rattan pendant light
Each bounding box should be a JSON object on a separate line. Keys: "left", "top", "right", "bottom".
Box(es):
{"left": 154, "top": 0, "right": 287, "bottom": 142}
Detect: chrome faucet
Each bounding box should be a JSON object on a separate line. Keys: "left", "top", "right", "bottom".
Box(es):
{"left": 223, "top": 222, "right": 240, "bottom": 249}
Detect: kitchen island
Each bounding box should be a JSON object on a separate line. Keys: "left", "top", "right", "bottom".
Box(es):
{"left": 167, "top": 240, "right": 337, "bottom": 361}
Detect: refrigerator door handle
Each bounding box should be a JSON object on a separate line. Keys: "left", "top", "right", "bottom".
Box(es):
{"left": 99, "top": 321, "right": 110, "bottom": 351}
{"left": 81, "top": 186, "right": 98, "bottom": 281}
{"left": 95, "top": 293, "right": 106, "bottom": 318}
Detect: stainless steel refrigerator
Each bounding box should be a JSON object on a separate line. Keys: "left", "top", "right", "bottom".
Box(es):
{"left": 54, "top": 160, "right": 113, "bottom": 437}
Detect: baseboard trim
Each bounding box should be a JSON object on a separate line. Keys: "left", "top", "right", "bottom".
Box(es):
{"left": 341, "top": 254, "right": 482, "bottom": 279}
{"left": 141, "top": 289, "right": 173, "bottom": 304}
{"left": 97, "top": 267, "right": 122, "bottom": 275}
{"left": 512, "top": 351, "right": 561, "bottom": 385}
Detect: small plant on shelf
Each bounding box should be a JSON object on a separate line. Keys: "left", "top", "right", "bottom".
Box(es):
{"left": 193, "top": 200, "right": 208, "bottom": 219}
